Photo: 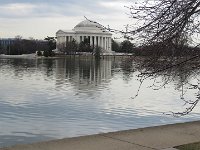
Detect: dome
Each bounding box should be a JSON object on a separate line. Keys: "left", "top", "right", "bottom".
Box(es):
{"left": 74, "top": 20, "right": 102, "bottom": 29}
{"left": 73, "top": 19, "right": 111, "bottom": 35}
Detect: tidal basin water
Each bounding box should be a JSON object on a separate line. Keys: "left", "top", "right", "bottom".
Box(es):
{"left": 0, "top": 56, "right": 200, "bottom": 147}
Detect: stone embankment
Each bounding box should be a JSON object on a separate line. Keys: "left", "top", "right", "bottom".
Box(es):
{"left": 1, "top": 121, "right": 200, "bottom": 150}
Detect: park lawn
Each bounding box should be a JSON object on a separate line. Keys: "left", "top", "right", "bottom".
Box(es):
{"left": 175, "top": 142, "right": 200, "bottom": 150}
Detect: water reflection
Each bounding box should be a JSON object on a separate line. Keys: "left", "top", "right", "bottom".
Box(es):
{"left": 0, "top": 57, "right": 200, "bottom": 148}
{"left": 54, "top": 57, "right": 112, "bottom": 91}
{"left": 0, "top": 135, "right": 54, "bottom": 148}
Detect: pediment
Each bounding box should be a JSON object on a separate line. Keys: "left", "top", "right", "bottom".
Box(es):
{"left": 56, "top": 30, "right": 65, "bottom": 34}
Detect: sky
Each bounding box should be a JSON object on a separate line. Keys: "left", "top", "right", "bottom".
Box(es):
{"left": 0, "top": 0, "right": 136, "bottom": 40}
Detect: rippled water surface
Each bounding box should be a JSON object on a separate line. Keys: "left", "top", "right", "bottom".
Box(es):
{"left": 0, "top": 56, "right": 200, "bottom": 147}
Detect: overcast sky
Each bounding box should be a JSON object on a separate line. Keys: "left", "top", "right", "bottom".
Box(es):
{"left": 0, "top": 0, "right": 136, "bottom": 40}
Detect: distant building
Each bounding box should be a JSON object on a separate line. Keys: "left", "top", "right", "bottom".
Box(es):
{"left": 0, "top": 38, "right": 15, "bottom": 48}
{"left": 56, "top": 20, "right": 112, "bottom": 53}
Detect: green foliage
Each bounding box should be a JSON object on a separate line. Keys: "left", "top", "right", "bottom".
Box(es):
{"left": 94, "top": 46, "right": 102, "bottom": 59}
{"left": 37, "top": 50, "right": 42, "bottom": 56}
{"left": 43, "top": 50, "right": 49, "bottom": 57}
{"left": 43, "top": 49, "right": 55, "bottom": 57}
{"left": 111, "top": 39, "right": 135, "bottom": 53}
{"left": 175, "top": 142, "right": 200, "bottom": 150}
{"left": 78, "top": 38, "right": 93, "bottom": 52}
{"left": 65, "top": 39, "right": 78, "bottom": 54}
{"left": 44, "top": 36, "right": 56, "bottom": 57}
{"left": 112, "top": 39, "right": 120, "bottom": 52}
{"left": 120, "top": 40, "right": 134, "bottom": 53}
{"left": 44, "top": 36, "right": 56, "bottom": 51}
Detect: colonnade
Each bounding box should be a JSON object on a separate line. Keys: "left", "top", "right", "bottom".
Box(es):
{"left": 64, "top": 35, "right": 112, "bottom": 52}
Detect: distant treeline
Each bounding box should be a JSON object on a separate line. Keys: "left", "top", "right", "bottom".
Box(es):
{"left": 112, "top": 40, "right": 200, "bottom": 56}
{"left": 0, "top": 36, "right": 56, "bottom": 57}
{"left": 1, "top": 36, "right": 200, "bottom": 57}
{"left": 134, "top": 43, "right": 200, "bottom": 57}
{"left": 0, "top": 38, "right": 49, "bottom": 55}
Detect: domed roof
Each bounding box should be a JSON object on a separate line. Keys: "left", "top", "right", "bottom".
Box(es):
{"left": 73, "top": 19, "right": 112, "bottom": 35}
{"left": 74, "top": 20, "right": 102, "bottom": 28}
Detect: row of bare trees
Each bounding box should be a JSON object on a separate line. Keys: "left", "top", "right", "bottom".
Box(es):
{"left": 0, "top": 36, "right": 56, "bottom": 56}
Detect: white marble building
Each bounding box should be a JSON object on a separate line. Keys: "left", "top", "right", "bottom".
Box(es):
{"left": 56, "top": 20, "right": 112, "bottom": 53}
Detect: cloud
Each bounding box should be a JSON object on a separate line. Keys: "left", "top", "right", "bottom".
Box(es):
{"left": 99, "top": 1, "right": 132, "bottom": 11}
{"left": 0, "top": 3, "right": 37, "bottom": 18}
{"left": 0, "top": 0, "right": 136, "bottom": 39}
{"left": 0, "top": 3, "right": 68, "bottom": 18}
{"left": 0, "top": 0, "right": 133, "bottom": 18}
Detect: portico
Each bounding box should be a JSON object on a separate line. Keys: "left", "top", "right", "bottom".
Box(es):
{"left": 56, "top": 20, "right": 112, "bottom": 53}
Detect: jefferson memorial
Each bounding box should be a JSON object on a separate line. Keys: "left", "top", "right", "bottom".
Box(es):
{"left": 56, "top": 20, "right": 112, "bottom": 53}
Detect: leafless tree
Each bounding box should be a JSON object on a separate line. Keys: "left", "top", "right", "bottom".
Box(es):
{"left": 127, "top": 0, "right": 200, "bottom": 45}
{"left": 87, "top": 0, "right": 200, "bottom": 116}
{"left": 125, "top": 0, "right": 200, "bottom": 116}
{"left": 129, "top": 56, "right": 200, "bottom": 117}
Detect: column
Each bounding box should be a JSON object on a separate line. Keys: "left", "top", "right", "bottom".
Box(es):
{"left": 96, "top": 36, "right": 98, "bottom": 47}
{"left": 80, "top": 36, "right": 82, "bottom": 42}
{"left": 100, "top": 37, "right": 103, "bottom": 49}
{"left": 77, "top": 35, "right": 80, "bottom": 44}
{"left": 94, "top": 36, "right": 97, "bottom": 47}
{"left": 98, "top": 36, "right": 100, "bottom": 47}
{"left": 108, "top": 38, "right": 109, "bottom": 51}
{"left": 107, "top": 37, "right": 110, "bottom": 52}
{"left": 106, "top": 37, "right": 108, "bottom": 52}
{"left": 107, "top": 37, "right": 108, "bottom": 51}
{"left": 102, "top": 37, "right": 105, "bottom": 50}
{"left": 104, "top": 37, "right": 107, "bottom": 51}
{"left": 90, "top": 36, "right": 93, "bottom": 47}
{"left": 65, "top": 36, "right": 67, "bottom": 46}
{"left": 109, "top": 38, "right": 112, "bottom": 52}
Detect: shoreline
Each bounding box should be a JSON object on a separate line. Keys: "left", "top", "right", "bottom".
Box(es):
{"left": 0, "top": 53, "right": 134, "bottom": 59}
{"left": 0, "top": 54, "right": 37, "bottom": 59}
{"left": 1, "top": 121, "right": 200, "bottom": 150}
